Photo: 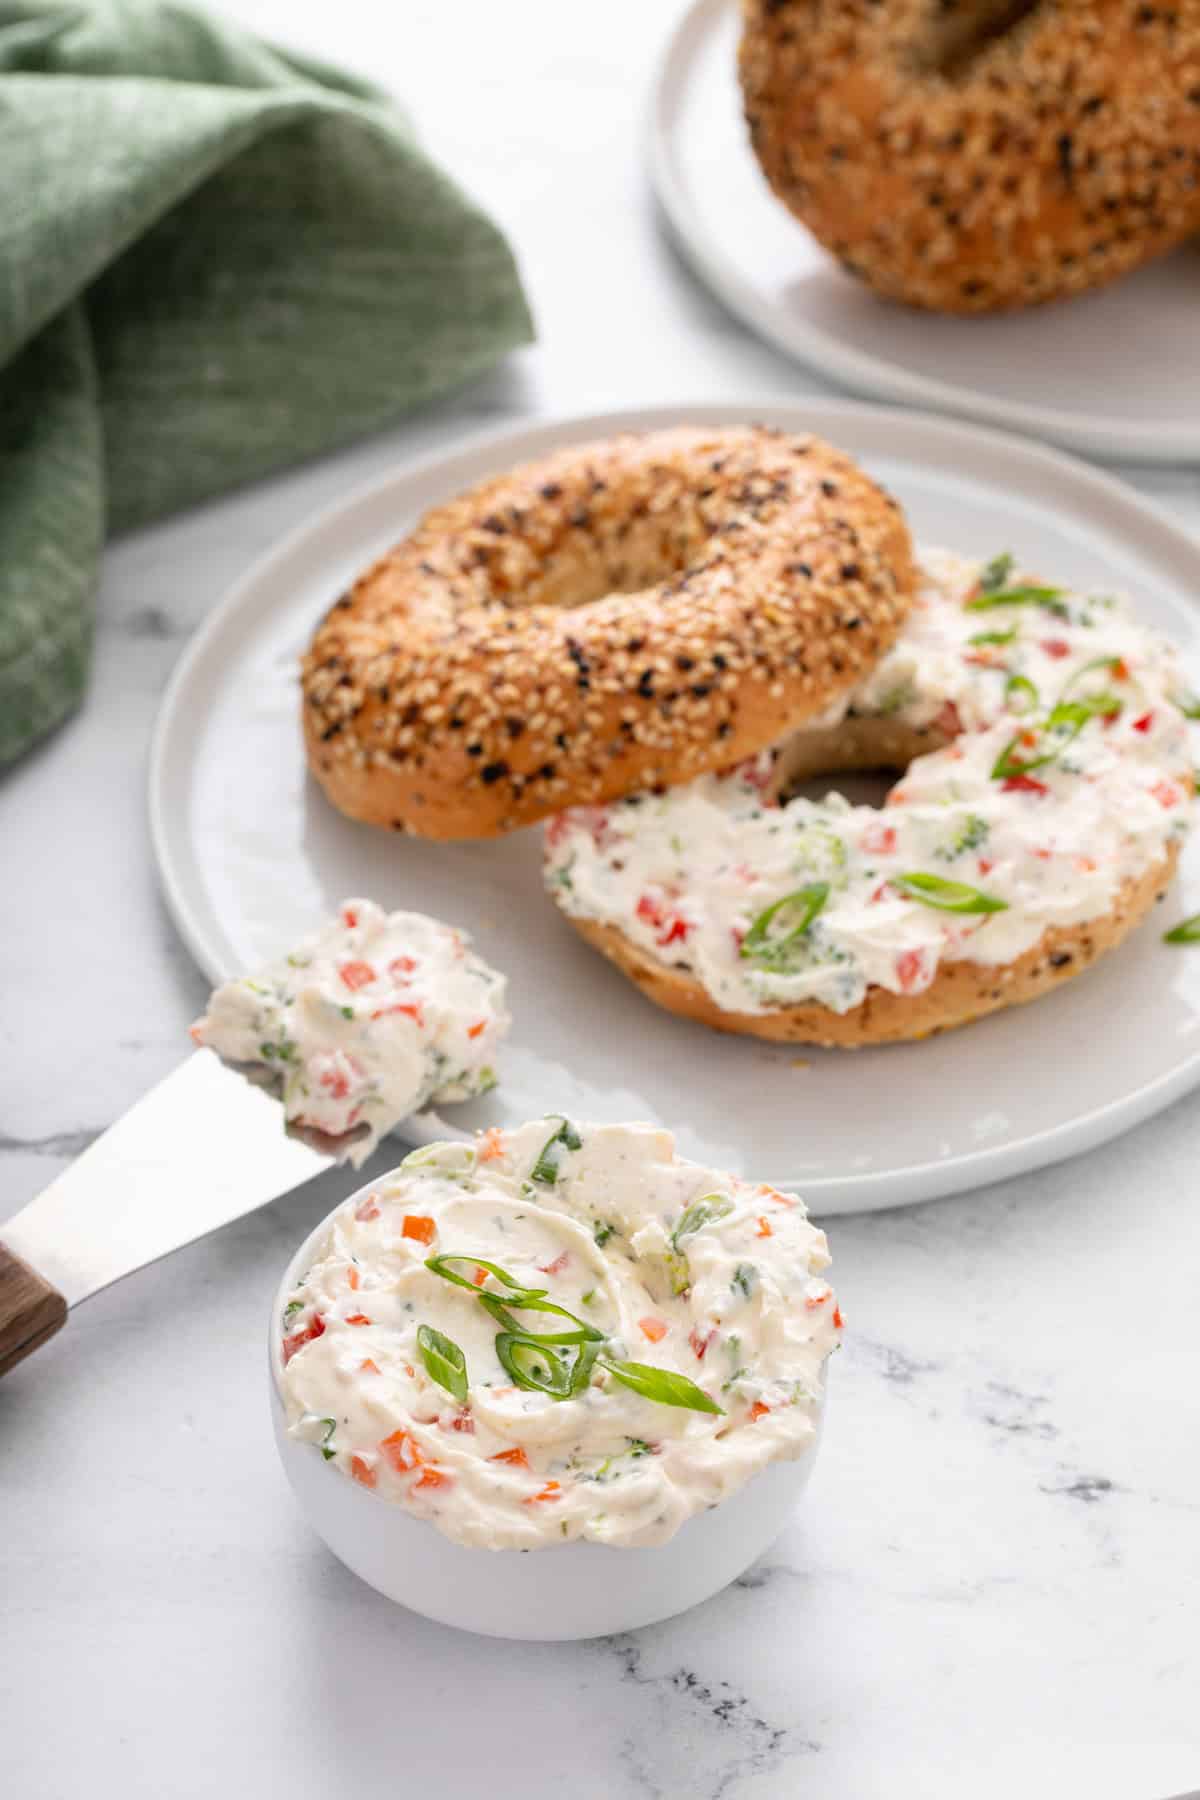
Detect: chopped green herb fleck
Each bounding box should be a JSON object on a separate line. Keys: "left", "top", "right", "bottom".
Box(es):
{"left": 671, "top": 1193, "right": 734, "bottom": 1251}
{"left": 531, "top": 1116, "right": 583, "bottom": 1185}
{"left": 979, "top": 552, "right": 1013, "bottom": 594}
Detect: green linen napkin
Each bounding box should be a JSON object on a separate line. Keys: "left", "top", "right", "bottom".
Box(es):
{"left": 0, "top": 0, "right": 534, "bottom": 767}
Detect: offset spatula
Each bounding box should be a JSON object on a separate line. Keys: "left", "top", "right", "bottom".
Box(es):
{"left": 0, "top": 1049, "right": 433, "bottom": 1377}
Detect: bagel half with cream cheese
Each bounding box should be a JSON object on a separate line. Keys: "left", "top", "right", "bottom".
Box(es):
{"left": 545, "top": 547, "right": 1194, "bottom": 1045}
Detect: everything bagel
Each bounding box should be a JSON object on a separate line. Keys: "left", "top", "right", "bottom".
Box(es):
{"left": 545, "top": 548, "right": 1194, "bottom": 1045}
{"left": 739, "top": 0, "right": 1200, "bottom": 314}
{"left": 301, "top": 427, "right": 914, "bottom": 838}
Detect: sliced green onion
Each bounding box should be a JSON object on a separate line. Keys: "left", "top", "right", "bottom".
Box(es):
{"left": 1060, "top": 654, "right": 1123, "bottom": 698}
{"left": 1171, "top": 687, "right": 1200, "bottom": 720}
{"left": 663, "top": 1248, "right": 692, "bottom": 1298}
{"left": 1164, "top": 913, "right": 1200, "bottom": 944}
{"left": 425, "top": 1253, "right": 547, "bottom": 1299}
{"left": 966, "top": 584, "right": 1068, "bottom": 617}
{"left": 568, "top": 1340, "right": 602, "bottom": 1397}
{"left": 740, "top": 883, "right": 830, "bottom": 964}
{"left": 893, "top": 873, "right": 1008, "bottom": 914}
{"left": 592, "top": 1220, "right": 615, "bottom": 1248}
{"left": 599, "top": 1358, "right": 723, "bottom": 1415}
{"left": 968, "top": 626, "right": 1017, "bottom": 647}
{"left": 978, "top": 552, "right": 1014, "bottom": 594}
{"left": 671, "top": 1193, "right": 734, "bottom": 1251}
{"left": 417, "top": 1324, "right": 469, "bottom": 1403}
{"left": 477, "top": 1290, "right": 604, "bottom": 1343}
{"left": 991, "top": 699, "right": 1097, "bottom": 780}
{"left": 319, "top": 1417, "right": 337, "bottom": 1461}
{"left": 495, "top": 1332, "right": 578, "bottom": 1398}
{"left": 1005, "top": 674, "right": 1039, "bottom": 715}
{"left": 283, "top": 1299, "right": 304, "bottom": 1323}
{"left": 402, "top": 1141, "right": 477, "bottom": 1176}
{"left": 530, "top": 1116, "right": 583, "bottom": 1185}
{"left": 732, "top": 1263, "right": 757, "bottom": 1299}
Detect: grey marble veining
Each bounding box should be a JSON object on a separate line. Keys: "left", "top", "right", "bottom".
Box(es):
{"left": 2, "top": 3, "right": 1199, "bottom": 1797}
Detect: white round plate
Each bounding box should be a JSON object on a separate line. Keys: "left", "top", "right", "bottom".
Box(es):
{"left": 650, "top": 0, "right": 1200, "bottom": 465}
{"left": 150, "top": 401, "right": 1200, "bottom": 1214}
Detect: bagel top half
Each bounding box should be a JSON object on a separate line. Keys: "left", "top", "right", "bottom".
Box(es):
{"left": 740, "top": 0, "right": 1200, "bottom": 313}
{"left": 301, "top": 426, "right": 915, "bottom": 839}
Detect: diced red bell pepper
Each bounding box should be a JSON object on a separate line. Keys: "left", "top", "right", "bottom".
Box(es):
{"left": 338, "top": 960, "right": 376, "bottom": 991}
{"left": 282, "top": 1313, "right": 325, "bottom": 1364}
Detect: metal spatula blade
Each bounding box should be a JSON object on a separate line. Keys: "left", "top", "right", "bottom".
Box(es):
{"left": 0, "top": 1049, "right": 418, "bottom": 1376}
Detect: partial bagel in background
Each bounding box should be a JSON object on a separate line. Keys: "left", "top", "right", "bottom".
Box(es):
{"left": 739, "top": 0, "right": 1200, "bottom": 314}
{"left": 301, "top": 425, "right": 914, "bottom": 839}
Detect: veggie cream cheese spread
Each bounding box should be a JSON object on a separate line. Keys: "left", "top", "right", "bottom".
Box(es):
{"left": 544, "top": 549, "right": 1195, "bottom": 1015}
{"left": 193, "top": 900, "right": 509, "bottom": 1164}
{"left": 277, "top": 1120, "right": 838, "bottom": 1549}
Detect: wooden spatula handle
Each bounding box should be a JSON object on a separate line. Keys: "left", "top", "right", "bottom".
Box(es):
{"left": 0, "top": 1242, "right": 67, "bottom": 1377}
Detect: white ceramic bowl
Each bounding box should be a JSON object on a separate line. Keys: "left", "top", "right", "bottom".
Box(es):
{"left": 269, "top": 1189, "right": 824, "bottom": 1640}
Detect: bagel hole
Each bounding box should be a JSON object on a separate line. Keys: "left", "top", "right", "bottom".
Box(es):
{"left": 769, "top": 716, "right": 950, "bottom": 807}
{"left": 777, "top": 767, "right": 897, "bottom": 811}
{"left": 913, "top": 0, "right": 1044, "bottom": 77}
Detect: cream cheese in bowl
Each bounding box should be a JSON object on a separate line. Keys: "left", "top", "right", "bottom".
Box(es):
{"left": 270, "top": 1120, "right": 838, "bottom": 1635}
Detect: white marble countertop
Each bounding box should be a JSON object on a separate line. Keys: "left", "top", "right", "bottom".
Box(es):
{"left": 3, "top": 4, "right": 1199, "bottom": 1796}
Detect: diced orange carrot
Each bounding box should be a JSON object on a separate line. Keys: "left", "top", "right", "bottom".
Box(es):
{"left": 833, "top": 1306, "right": 845, "bottom": 1331}
{"left": 757, "top": 1183, "right": 794, "bottom": 1208}
{"left": 360, "top": 1358, "right": 380, "bottom": 1373}
{"left": 523, "top": 1480, "right": 561, "bottom": 1505}
{"left": 756, "top": 1217, "right": 773, "bottom": 1238}
{"left": 338, "top": 960, "right": 376, "bottom": 991}
{"left": 414, "top": 1467, "right": 452, "bottom": 1491}
{"left": 477, "top": 1127, "right": 507, "bottom": 1162}
{"left": 345, "top": 1312, "right": 371, "bottom": 1326}
{"left": 347, "top": 1266, "right": 360, "bottom": 1290}
{"left": 804, "top": 1285, "right": 831, "bottom": 1311}
{"left": 380, "top": 1429, "right": 423, "bottom": 1474}
{"left": 749, "top": 1401, "right": 770, "bottom": 1422}
{"left": 473, "top": 1266, "right": 488, "bottom": 1286}
{"left": 350, "top": 1454, "right": 376, "bottom": 1488}
{"left": 639, "top": 1317, "right": 668, "bottom": 1343}
{"left": 467, "top": 1019, "right": 487, "bottom": 1039}
{"left": 402, "top": 1215, "right": 436, "bottom": 1245}
{"left": 489, "top": 1447, "right": 530, "bottom": 1470}
{"left": 370, "top": 1001, "right": 425, "bottom": 1027}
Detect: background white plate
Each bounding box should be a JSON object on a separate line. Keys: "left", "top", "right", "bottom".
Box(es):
{"left": 650, "top": 0, "right": 1200, "bottom": 465}
{"left": 150, "top": 401, "right": 1200, "bottom": 1213}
